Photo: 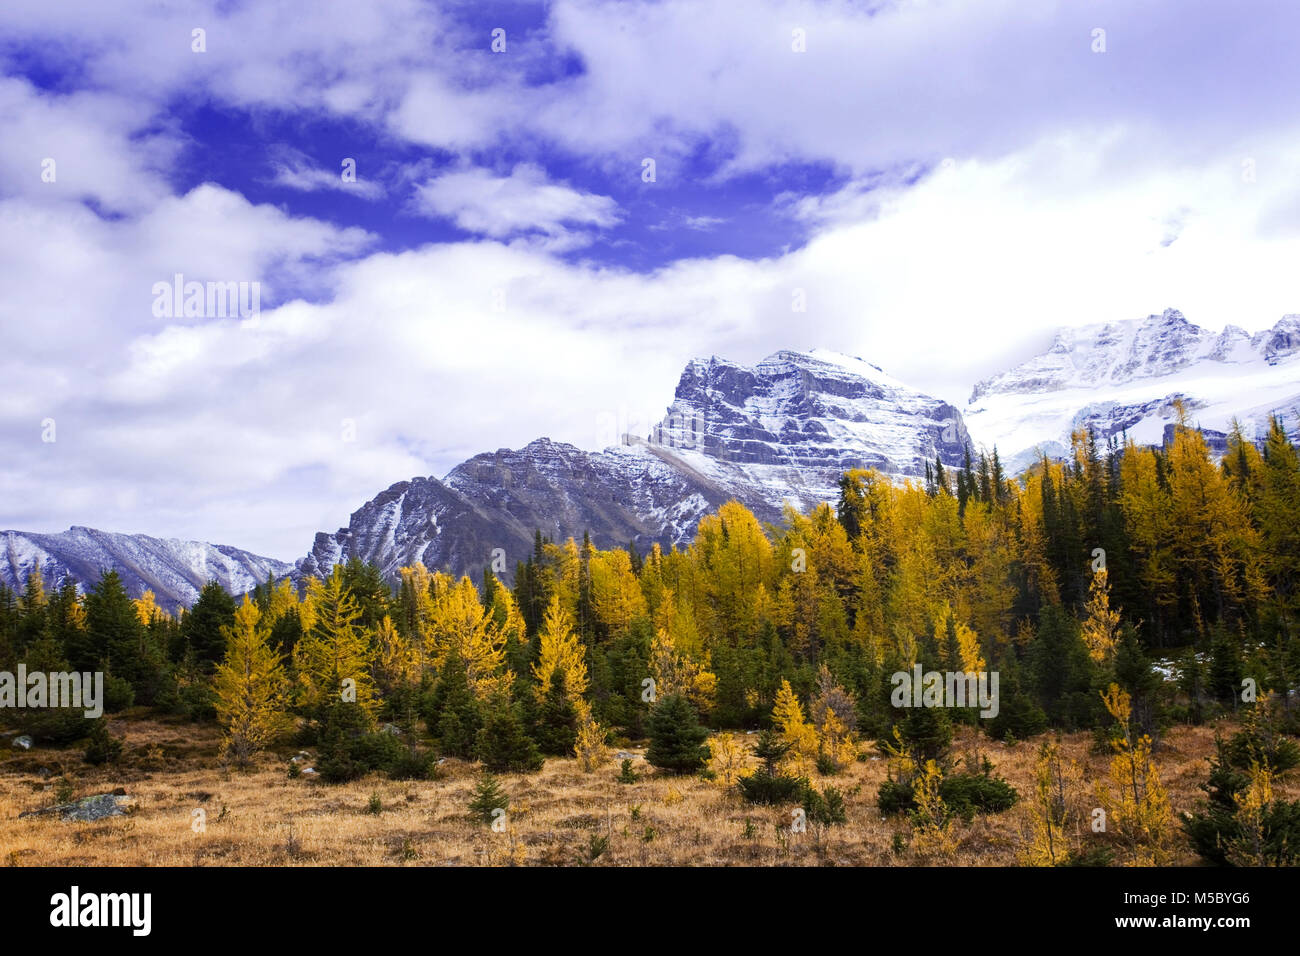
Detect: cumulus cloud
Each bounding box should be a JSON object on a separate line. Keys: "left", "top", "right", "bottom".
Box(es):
{"left": 411, "top": 163, "right": 621, "bottom": 240}
{"left": 536, "top": 0, "right": 1300, "bottom": 176}
{"left": 22, "top": 129, "right": 1299, "bottom": 559}
{"left": 0, "top": 77, "right": 179, "bottom": 214}
{"left": 3, "top": 0, "right": 1300, "bottom": 561}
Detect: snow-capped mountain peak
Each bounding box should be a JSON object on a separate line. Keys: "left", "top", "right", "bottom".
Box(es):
{"left": 0, "top": 527, "right": 293, "bottom": 610}
{"left": 300, "top": 348, "right": 971, "bottom": 582}
{"left": 965, "top": 310, "right": 1300, "bottom": 471}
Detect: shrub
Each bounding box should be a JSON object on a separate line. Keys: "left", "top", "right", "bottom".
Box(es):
{"left": 1183, "top": 735, "right": 1300, "bottom": 866}
{"left": 878, "top": 768, "right": 1019, "bottom": 819}
{"left": 177, "top": 679, "right": 217, "bottom": 722}
{"left": 316, "top": 701, "right": 405, "bottom": 783}
{"left": 938, "top": 771, "right": 1019, "bottom": 821}
{"left": 1223, "top": 704, "right": 1300, "bottom": 774}
{"left": 476, "top": 695, "right": 544, "bottom": 773}
{"left": 739, "top": 729, "right": 812, "bottom": 804}
{"left": 468, "top": 771, "right": 508, "bottom": 825}
{"left": 83, "top": 718, "right": 123, "bottom": 765}
{"left": 102, "top": 672, "right": 136, "bottom": 713}
{"left": 20, "top": 705, "right": 85, "bottom": 745}
{"left": 876, "top": 778, "right": 914, "bottom": 816}
{"left": 892, "top": 707, "right": 952, "bottom": 764}
{"left": 387, "top": 749, "right": 440, "bottom": 781}
{"left": 985, "top": 692, "right": 1048, "bottom": 742}
{"left": 1064, "top": 845, "right": 1115, "bottom": 867}
{"left": 738, "top": 770, "right": 806, "bottom": 805}
{"left": 801, "top": 783, "right": 848, "bottom": 827}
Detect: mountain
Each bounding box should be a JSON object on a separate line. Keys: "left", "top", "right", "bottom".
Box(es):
{"left": 0, "top": 527, "right": 293, "bottom": 611}
{"left": 964, "top": 309, "right": 1300, "bottom": 471}
{"left": 300, "top": 348, "right": 971, "bottom": 582}
{"left": 11, "top": 319, "right": 1295, "bottom": 602}
{"left": 298, "top": 439, "right": 733, "bottom": 584}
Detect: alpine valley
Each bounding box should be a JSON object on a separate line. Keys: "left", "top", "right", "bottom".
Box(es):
{"left": 5, "top": 310, "right": 1299, "bottom": 605}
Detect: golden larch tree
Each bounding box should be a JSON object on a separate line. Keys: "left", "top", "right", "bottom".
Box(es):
{"left": 772, "top": 678, "right": 818, "bottom": 765}
{"left": 533, "top": 594, "right": 588, "bottom": 703}
{"left": 1096, "top": 683, "right": 1173, "bottom": 865}
{"left": 295, "top": 568, "right": 377, "bottom": 717}
{"left": 214, "top": 596, "right": 288, "bottom": 767}
{"left": 1080, "top": 568, "right": 1122, "bottom": 663}
{"left": 427, "top": 574, "right": 511, "bottom": 701}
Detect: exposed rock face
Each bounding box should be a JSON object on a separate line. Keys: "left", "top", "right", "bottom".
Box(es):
{"left": 8, "top": 315, "right": 1298, "bottom": 603}
{"left": 18, "top": 790, "right": 133, "bottom": 822}
{"left": 0, "top": 527, "right": 293, "bottom": 611}
{"left": 965, "top": 310, "right": 1300, "bottom": 471}
{"left": 654, "top": 349, "right": 970, "bottom": 488}
{"left": 8, "top": 319, "right": 1297, "bottom": 604}
{"left": 299, "top": 349, "right": 973, "bottom": 583}
{"left": 297, "top": 441, "right": 732, "bottom": 584}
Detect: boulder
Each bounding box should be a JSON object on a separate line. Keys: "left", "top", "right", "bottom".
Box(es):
{"left": 19, "top": 791, "right": 132, "bottom": 822}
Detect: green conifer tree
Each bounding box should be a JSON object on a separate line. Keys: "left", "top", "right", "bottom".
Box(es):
{"left": 645, "top": 693, "right": 710, "bottom": 774}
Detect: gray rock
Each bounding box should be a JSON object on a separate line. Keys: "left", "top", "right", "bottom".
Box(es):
{"left": 12, "top": 735, "right": 32, "bottom": 750}
{"left": 380, "top": 723, "right": 402, "bottom": 736}
{"left": 297, "top": 350, "right": 968, "bottom": 584}
{"left": 0, "top": 528, "right": 292, "bottom": 610}
{"left": 19, "top": 791, "right": 132, "bottom": 822}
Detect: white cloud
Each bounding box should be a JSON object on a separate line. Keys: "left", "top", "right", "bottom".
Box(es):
{"left": 269, "top": 152, "right": 385, "bottom": 200}
{"left": 4, "top": 0, "right": 1300, "bottom": 562}
{"left": 684, "top": 215, "right": 725, "bottom": 231}
{"left": 8, "top": 130, "right": 1300, "bottom": 558}
{"left": 537, "top": 0, "right": 1300, "bottom": 177}
{"left": 411, "top": 163, "right": 621, "bottom": 239}
{"left": 0, "top": 77, "right": 179, "bottom": 214}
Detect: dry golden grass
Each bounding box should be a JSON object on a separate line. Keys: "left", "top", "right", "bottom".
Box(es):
{"left": 2, "top": 714, "right": 1294, "bottom": 866}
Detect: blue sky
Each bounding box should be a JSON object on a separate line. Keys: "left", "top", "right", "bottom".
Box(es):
{"left": 2, "top": 0, "right": 1300, "bottom": 558}
{"left": 158, "top": 60, "right": 846, "bottom": 284}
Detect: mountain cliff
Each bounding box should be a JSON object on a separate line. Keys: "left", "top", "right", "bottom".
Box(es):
{"left": 300, "top": 349, "right": 971, "bottom": 582}
{"left": 11, "top": 316, "right": 1294, "bottom": 605}
{"left": 0, "top": 527, "right": 293, "bottom": 611}
{"left": 964, "top": 309, "right": 1300, "bottom": 469}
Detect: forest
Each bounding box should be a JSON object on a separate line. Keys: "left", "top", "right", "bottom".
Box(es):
{"left": 3, "top": 413, "right": 1299, "bottom": 866}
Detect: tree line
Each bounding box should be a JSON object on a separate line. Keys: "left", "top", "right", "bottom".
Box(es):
{"left": 2, "top": 413, "right": 1298, "bottom": 863}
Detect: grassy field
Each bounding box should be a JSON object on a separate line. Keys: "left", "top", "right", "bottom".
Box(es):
{"left": 1, "top": 715, "right": 1289, "bottom": 867}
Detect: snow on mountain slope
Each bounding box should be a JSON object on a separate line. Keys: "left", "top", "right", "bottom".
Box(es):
{"left": 302, "top": 349, "right": 971, "bottom": 582}
{"left": 0, "top": 527, "right": 293, "bottom": 611}
{"left": 652, "top": 349, "right": 970, "bottom": 506}
{"left": 298, "top": 438, "right": 733, "bottom": 584}
{"left": 965, "top": 309, "right": 1300, "bottom": 469}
